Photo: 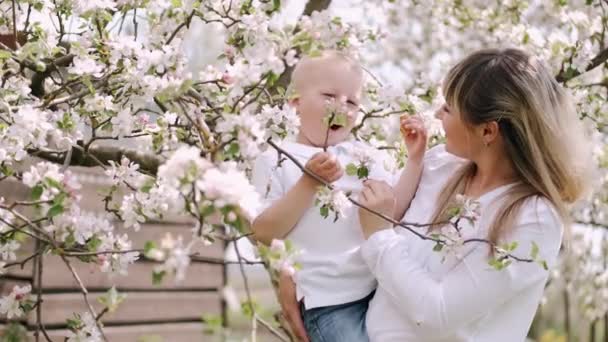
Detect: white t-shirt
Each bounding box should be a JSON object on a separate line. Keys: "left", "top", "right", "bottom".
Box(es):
{"left": 251, "top": 140, "right": 398, "bottom": 309}
{"left": 362, "top": 144, "right": 563, "bottom": 341}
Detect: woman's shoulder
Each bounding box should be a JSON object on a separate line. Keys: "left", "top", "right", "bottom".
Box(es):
{"left": 516, "top": 196, "right": 562, "bottom": 230}
{"left": 505, "top": 196, "right": 564, "bottom": 266}
{"left": 423, "top": 144, "right": 466, "bottom": 174}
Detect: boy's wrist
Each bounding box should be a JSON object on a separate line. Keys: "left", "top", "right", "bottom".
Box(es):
{"left": 299, "top": 173, "right": 323, "bottom": 190}
{"left": 407, "top": 153, "right": 424, "bottom": 165}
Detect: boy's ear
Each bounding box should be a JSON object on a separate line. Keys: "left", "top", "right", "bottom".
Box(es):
{"left": 288, "top": 97, "right": 299, "bottom": 108}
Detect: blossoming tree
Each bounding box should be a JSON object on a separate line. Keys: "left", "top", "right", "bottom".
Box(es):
{"left": 0, "top": 0, "right": 606, "bottom": 341}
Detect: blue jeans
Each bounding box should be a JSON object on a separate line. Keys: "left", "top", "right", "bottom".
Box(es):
{"left": 300, "top": 291, "right": 374, "bottom": 342}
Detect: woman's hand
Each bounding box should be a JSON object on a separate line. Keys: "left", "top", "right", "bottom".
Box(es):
{"left": 400, "top": 115, "right": 428, "bottom": 163}
{"left": 278, "top": 271, "right": 310, "bottom": 342}
{"left": 359, "top": 180, "right": 396, "bottom": 239}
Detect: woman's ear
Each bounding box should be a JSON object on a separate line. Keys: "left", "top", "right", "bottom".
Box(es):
{"left": 481, "top": 121, "right": 500, "bottom": 147}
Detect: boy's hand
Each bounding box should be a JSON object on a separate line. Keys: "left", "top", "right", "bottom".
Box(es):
{"left": 359, "top": 179, "right": 396, "bottom": 239}
{"left": 400, "top": 115, "right": 428, "bottom": 162}
{"left": 303, "top": 152, "right": 344, "bottom": 185}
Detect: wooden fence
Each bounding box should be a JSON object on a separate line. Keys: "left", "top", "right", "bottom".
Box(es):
{"left": 0, "top": 166, "right": 227, "bottom": 341}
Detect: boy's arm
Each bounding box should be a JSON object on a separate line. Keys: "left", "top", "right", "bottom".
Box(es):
{"left": 251, "top": 151, "right": 344, "bottom": 245}
{"left": 252, "top": 175, "right": 319, "bottom": 245}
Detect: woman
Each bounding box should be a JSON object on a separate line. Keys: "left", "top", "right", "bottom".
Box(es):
{"left": 280, "top": 48, "right": 592, "bottom": 341}
{"left": 357, "top": 48, "right": 591, "bottom": 341}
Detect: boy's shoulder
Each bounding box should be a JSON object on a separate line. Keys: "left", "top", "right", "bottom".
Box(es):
{"left": 253, "top": 141, "right": 311, "bottom": 173}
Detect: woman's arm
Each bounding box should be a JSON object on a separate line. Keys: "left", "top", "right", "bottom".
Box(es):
{"left": 393, "top": 115, "right": 427, "bottom": 220}
{"left": 392, "top": 158, "right": 423, "bottom": 221}
{"left": 360, "top": 195, "right": 561, "bottom": 336}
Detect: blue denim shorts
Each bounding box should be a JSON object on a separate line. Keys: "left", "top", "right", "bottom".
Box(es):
{"left": 299, "top": 291, "right": 374, "bottom": 342}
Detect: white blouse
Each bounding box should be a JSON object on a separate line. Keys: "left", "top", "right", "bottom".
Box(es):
{"left": 361, "top": 145, "right": 563, "bottom": 342}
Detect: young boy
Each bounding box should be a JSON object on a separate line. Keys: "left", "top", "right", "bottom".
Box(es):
{"left": 251, "top": 50, "right": 427, "bottom": 342}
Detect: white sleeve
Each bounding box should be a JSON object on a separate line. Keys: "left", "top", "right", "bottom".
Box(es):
{"left": 390, "top": 144, "right": 461, "bottom": 187}
{"left": 361, "top": 197, "right": 562, "bottom": 337}
{"left": 250, "top": 150, "right": 285, "bottom": 217}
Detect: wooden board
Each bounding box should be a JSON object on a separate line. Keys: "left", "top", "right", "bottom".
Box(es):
{"left": 6, "top": 256, "right": 224, "bottom": 290}
{"left": 28, "top": 291, "right": 221, "bottom": 326}
{"left": 1, "top": 322, "right": 227, "bottom": 342}
{"left": 6, "top": 221, "right": 226, "bottom": 290}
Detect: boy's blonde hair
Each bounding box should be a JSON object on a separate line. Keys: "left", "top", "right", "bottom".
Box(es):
{"left": 288, "top": 50, "right": 363, "bottom": 98}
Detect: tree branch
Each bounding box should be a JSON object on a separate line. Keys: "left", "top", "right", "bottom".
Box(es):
{"left": 29, "top": 143, "right": 162, "bottom": 175}
{"left": 556, "top": 47, "right": 608, "bottom": 83}
{"left": 303, "top": 0, "right": 332, "bottom": 16}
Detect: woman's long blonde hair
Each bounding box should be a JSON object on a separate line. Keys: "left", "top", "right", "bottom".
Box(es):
{"left": 431, "top": 48, "right": 592, "bottom": 246}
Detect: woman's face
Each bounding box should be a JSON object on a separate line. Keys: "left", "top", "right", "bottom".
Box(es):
{"left": 435, "top": 102, "right": 482, "bottom": 159}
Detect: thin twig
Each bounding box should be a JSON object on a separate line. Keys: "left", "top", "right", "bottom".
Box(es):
{"left": 60, "top": 255, "right": 109, "bottom": 342}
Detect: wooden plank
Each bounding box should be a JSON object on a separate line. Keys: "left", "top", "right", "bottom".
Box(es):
{"left": 12, "top": 221, "right": 225, "bottom": 260}
{"left": 29, "top": 291, "right": 222, "bottom": 326}
{"left": 12, "top": 322, "right": 226, "bottom": 342}
{"left": 7, "top": 222, "right": 226, "bottom": 288}
{"left": 7, "top": 256, "right": 224, "bottom": 290}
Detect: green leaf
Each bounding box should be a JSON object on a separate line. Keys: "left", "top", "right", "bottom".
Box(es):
{"left": 319, "top": 205, "right": 329, "bottom": 219}
{"left": 488, "top": 258, "right": 503, "bottom": 270}
{"left": 503, "top": 241, "right": 518, "bottom": 252}
{"left": 272, "top": 0, "right": 281, "bottom": 11}
{"left": 433, "top": 243, "right": 443, "bottom": 252}
{"left": 47, "top": 203, "right": 64, "bottom": 218}
{"left": 82, "top": 76, "right": 95, "bottom": 94}
{"left": 284, "top": 239, "right": 294, "bottom": 253}
{"left": 540, "top": 260, "right": 548, "bottom": 271}
{"left": 152, "top": 270, "right": 166, "bottom": 285}
{"left": 87, "top": 236, "right": 102, "bottom": 251}
{"left": 357, "top": 166, "right": 369, "bottom": 179}
{"left": 1, "top": 322, "right": 28, "bottom": 342}
{"left": 0, "top": 50, "right": 11, "bottom": 60}
{"left": 446, "top": 207, "right": 461, "bottom": 219}
{"left": 53, "top": 192, "right": 68, "bottom": 206}
{"left": 31, "top": 185, "right": 44, "bottom": 200}
{"left": 336, "top": 113, "right": 347, "bottom": 126}
{"left": 0, "top": 164, "right": 14, "bottom": 177}
{"left": 345, "top": 163, "right": 358, "bottom": 176}
{"left": 97, "top": 286, "right": 126, "bottom": 313}
{"left": 140, "top": 179, "right": 155, "bottom": 193}
{"left": 64, "top": 232, "right": 76, "bottom": 248}
{"left": 19, "top": 300, "right": 35, "bottom": 313}
{"left": 66, "top": 314, "right": 82, "bottom": 330}
{"left": 44, "top": 177, "right": 63, "bottom": 189}
{"left": 240, "top": 299, "right": 260, "bottom": 318}
{"left": 530, "top": 241, "right": 539, "bottom": 259}
{"left": 226, "top": 142, "right": 240, "bottom": 157}
{"left": 202, "top": 314, "right": 224, "bottom": 335}
{"left": 144, "top": 241, "right": 157, "bottom": 255}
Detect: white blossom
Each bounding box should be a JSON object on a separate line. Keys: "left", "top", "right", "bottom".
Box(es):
{"left": 66, "top": 312, "right": 102, "bottom": 342}
{"left": 0, "top": 284, "right": 32, "bottom": 319}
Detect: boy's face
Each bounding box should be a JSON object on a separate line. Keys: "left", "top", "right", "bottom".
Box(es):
{"left": 292, "top": 61, "right": 362, "bottom": 147}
